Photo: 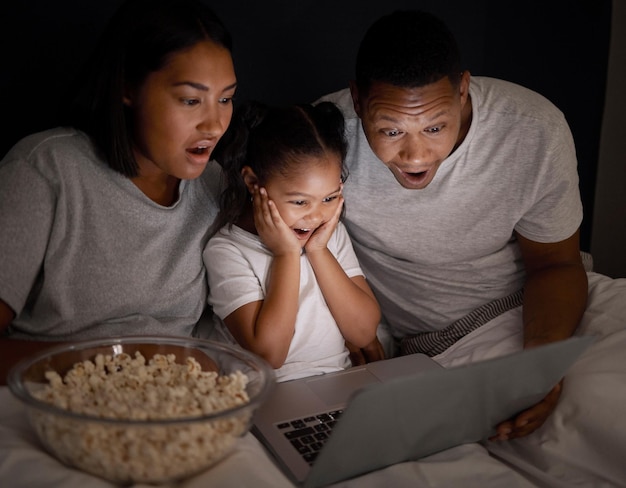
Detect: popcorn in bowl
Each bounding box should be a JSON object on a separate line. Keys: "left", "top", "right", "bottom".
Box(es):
{"left": 8, "top": 336, "right": 274, "bottom": 484}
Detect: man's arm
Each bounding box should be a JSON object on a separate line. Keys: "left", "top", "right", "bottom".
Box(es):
{"left": 517, "top": 229, "right": 588, "bottom": 347}
{"left": 492, "top": 229, "right": 588, "bottom": 440}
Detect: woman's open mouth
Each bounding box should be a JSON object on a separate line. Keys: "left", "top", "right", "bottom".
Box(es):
{"left": 185, "top": 145, "right": 211, "bottom": 165}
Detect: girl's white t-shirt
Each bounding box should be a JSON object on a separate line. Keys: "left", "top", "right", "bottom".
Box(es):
{"left": 204, "top": 223, "right": 362, "bottom": 382}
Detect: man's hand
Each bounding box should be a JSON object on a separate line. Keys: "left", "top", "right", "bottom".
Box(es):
{"left": 497, "top": 229, "right": 587, "bottom": 440}
{"left": 490, "top": 380, "right": 563, "bottom": 441}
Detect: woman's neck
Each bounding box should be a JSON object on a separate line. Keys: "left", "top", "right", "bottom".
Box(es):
{"left": 131, "top": 174, "right": 180, "bottom": 206}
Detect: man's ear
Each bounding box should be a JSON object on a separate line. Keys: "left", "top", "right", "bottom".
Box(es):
{"left": 459, "top": 70, "right": 471, "bottom": 105}
{"left": 241, "top": 166, "right": 259, "bottom": 192}
{"left": 349, "top": 80, "right": 362, "bottom": 118}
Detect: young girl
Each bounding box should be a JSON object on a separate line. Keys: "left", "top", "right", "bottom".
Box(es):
{"left": 204, "top": 101, "right": 381, "bottom": 381}
{"left": 0, "top": 0, "right": 236, "bottom": 383}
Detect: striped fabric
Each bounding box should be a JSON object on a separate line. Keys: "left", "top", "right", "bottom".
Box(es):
{"left": 400, "top": 289, "right": 524, "bottom": 357}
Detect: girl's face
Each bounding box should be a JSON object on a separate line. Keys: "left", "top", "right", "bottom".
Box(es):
{"left": 263, "top": 154, "right": 343, "bottom": 245}
{"left": 125, "top": 40, "right": 237, "bottom": 181}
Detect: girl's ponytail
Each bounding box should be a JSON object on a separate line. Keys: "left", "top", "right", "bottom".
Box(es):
{"left": 211, "top": 101, "right": 268, "bottom": 233}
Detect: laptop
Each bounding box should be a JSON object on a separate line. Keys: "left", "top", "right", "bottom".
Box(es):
{"left": 252, "top": 335, "right": 594, "bottom": 487}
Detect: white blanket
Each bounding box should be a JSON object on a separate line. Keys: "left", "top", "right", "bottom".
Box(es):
{"left": 1, "top": 271, "right": 625, "bottom": 487}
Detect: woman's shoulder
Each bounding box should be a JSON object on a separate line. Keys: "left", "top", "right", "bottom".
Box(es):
{"left": 8, "top": 127, "right": 91, "bottom": 155}
{"left": 1, "top": 128, "right": 105, "bottom": 187}
{"left": 3, "top": 127, "right": 98, "bottom": 170}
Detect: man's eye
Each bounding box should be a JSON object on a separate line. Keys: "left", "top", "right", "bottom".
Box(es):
{"left": 384, "top": 129, "right": 401, "bottom": 137}
{"left": 426, "top": 126, "right": 442, "bottom": 134}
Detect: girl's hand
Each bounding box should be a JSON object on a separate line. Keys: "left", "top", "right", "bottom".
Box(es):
{"left": 252, "top": 186, "right": 301, "bottom": 256}
{"left": 305, "top": 196, "right": 344, "bottom": 254}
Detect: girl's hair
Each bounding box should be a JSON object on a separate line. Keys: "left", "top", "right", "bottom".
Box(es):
{"left": 63, "top": 0, "right": 232, "bottom": 177}
{"left": 212, "top": 100, "right": 348, "bottom": 233}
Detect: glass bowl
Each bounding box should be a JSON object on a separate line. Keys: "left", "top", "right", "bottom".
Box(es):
{"left": 7, "top": 336, "right": 274, "bottom": 484}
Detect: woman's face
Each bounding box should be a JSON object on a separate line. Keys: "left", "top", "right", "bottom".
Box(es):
{"left": 125, "top": 40, "right": 237, "bottom": 181}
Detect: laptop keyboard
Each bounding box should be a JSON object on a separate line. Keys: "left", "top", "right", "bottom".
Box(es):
{"left": 276, "top": 410, "right": 343, "bottom": 465}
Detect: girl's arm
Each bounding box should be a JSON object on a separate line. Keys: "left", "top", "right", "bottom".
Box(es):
{"left": 224, "top": 186, "right": 303, "bottom": 368}
{"left": 223, "top": 251, "right": 300, "bottom": 368}
{"left": 305, "top": 200, "right": 381, "bottom": 348}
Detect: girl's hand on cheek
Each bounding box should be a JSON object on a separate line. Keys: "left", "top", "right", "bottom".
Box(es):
{"left": 253, "top": 186, "right": 301, "bottom": 256}
{"left": 305, "top": 197, "right": 344, "bottom": 254}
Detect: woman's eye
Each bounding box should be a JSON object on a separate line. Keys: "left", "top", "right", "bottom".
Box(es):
{"left": 182, "top": 98, "right": 200, "bottom": 106}
{"left": 323, "top": 195, "right": 338, "bottom": 203}
{"left": 218, "top": 97, "right": 234, "bottom": 104}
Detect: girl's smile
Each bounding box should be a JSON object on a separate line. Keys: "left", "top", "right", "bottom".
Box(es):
{"left": 261, "top": 154, "right": 343, "bottom": 247}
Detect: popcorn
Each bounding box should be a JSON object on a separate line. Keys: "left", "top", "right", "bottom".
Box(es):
{"left": 30, "top": 351, "right": 251, "bottom": 483}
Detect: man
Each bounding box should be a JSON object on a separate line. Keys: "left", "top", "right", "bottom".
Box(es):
{"left": 320, "top": 10, "right": 588, "bottom": 440}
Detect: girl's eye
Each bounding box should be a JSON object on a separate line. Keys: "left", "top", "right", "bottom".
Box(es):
{"left": 291, "top": 200, "right": 306, "bottom": 206}
{"left": 323, "top": 195, "right": 339, "bottom": 203}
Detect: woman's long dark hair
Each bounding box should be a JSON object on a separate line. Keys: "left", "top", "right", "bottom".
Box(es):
{"left": 63, "top": 0, "right": 232, "bottom": 177}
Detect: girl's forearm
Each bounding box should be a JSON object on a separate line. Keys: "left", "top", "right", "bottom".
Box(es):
{"left": 251, "top": 253, "right": 301, "bottom": 367}
{"left": 306, "top": 248, "right": 380, "bottom": 347}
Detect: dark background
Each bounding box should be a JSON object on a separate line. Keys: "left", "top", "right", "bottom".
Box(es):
{"left": 1, "top": 0, "right": 611, "bottom": 251}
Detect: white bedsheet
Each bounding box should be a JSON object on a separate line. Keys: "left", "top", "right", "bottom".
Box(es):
{"left": 1, "top": 271, "right": 625, "bottom": 487}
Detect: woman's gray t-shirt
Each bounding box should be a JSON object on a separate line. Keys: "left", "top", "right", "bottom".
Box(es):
{"left": 0, "top": 128, "right": 221, "bottom": 340}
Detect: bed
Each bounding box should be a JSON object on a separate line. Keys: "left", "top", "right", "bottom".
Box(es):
{"left": 1, "top": 271, "right": 625, "bottom": 487}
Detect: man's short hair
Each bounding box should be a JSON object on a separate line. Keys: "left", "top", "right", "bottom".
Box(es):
{"left": 355, "top": 10, "right": 462, "bottom": 92}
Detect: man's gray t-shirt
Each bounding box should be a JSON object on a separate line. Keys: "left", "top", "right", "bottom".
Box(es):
{"left": 0, "top": 128, "right": 221, "bottom": 340}
{"left": 320, "top": 77, "right": 582, "bottom": 337}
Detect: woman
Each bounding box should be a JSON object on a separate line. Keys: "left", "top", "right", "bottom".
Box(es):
{"left": 0, "top": 0, "right": 237, "bottom": 383}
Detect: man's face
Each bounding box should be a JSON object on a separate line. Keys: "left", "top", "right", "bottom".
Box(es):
{"left": 350, "top": 72, "right": 471, "bottom": 190}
